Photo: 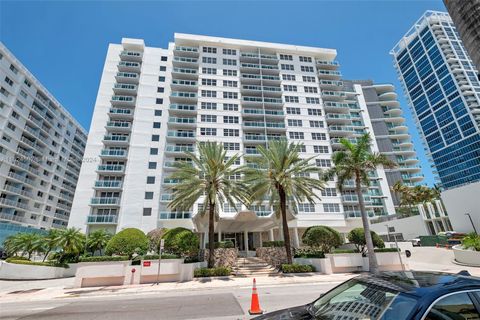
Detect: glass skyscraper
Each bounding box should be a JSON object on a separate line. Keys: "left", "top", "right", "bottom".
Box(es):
{"left": 391, "top": 11, "right": 480, "bottom": 190}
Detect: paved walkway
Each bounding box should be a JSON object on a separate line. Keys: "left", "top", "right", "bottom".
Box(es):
{"left": 408, "top": 247, "right": 480, "bottom": 276}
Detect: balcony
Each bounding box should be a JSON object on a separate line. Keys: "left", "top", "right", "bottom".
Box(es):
{"left": 115, "top": 72, "right": 139, "bottom": 84}
{"left": 170, "top": 91, "right": 197, "bottom": 102}
{"left": 319, "top": 80, "right": 344, "bottom": 89}
{"left": 169, "top": 104, "right": 196, "bottom": 115}
{"left": 3, "top": 185, "right": 34, "bottom": 198}
{"left": 165, "top": 145, "right": 194, "bottom": 154}
{"left": 87, "top": 215, "right": 119, "bottom": 224}
{"left": 100, "top": 149, "right": 127, "bottom": 158}
{"left": 94, "top": 180, "right": 123, "bottom": 189}
{"left": 172, "top": 67, "right": 198, "bottom": 79}
{"left": 321, "top": 90, "right": 346, "bottom": 101}
{"left": 159, "top": 212, "right": 192, "bottom": 219}
{"left": 7, "top": 172, "right": 35, "bottom": 186}
{"left": 174, "top": 46, "right": 199, "bottom": 57}
{"left": 244, "top": 134, "right": 267, "bottom": 143}
{"left": 168, "top": 117, "right": 196, "bottom": 127}
{"left": 111, "top": 95, "right": 135, "bottom": 107}
{"left": 318, "top": 70, "right": 342, "bottom": 80}
{"left": 109, "top": 108, "right": 134, "bottom": 119}
{"left": 316, "top": 60, "right": 340, "bottom": 69}
{"left": 326, "top": 114, "right": 351, "bottom": 123}
{"left": 96, "top": 164, "right": 125, "bottom": 173}
{"left": 167, "top": 130, "right": 195, "bottom": 140}
{"left": 241, "top": 74, "right": 281, "bottom": 84}
{"left": 103, "top": 134, "right": 129, "bottom": 144}
{"left": 342, "top": 194, "right": 372, "bottom": 203}
{"left": 0, "top": 212, "right": 25, "bottom": 223}
{"left": 243, "top": 109, "right": 284, "bottom": 118}
{"left": 171, "top": 79, "right": 198, "bottom": 91}
{"left": 323, "top": 102, "right": 350, "bottom": 113}
{"left": 118, "top": 61, "right": 141, "bottom": 72}
{"left": 105, "top": 121, "right": 132, "bottom": 132}
{"left": 113, "top": 83, "right": 137, "bottom": 95}
{"left": 172, "top": 56, "right": 199, "bottom": 67}
{"left": 163, "top": 178, "right": 180, "bottom": 185}
{"left": 242, "top": 96, "right": 283, "bottom": 107}
{"left": 241, "top": 85, "right": 282, "bottom": 97}
{"left": 160, "top": 194, "right": 174, "bottom": 202}
{"left": 0, "top": 198, "right": 29, "bottom": 210}
{"left": 120, "top": 50, "right": 143, "bottom": 62}
{"left": 90, "top": 197, "right": 121, "bottom": 206}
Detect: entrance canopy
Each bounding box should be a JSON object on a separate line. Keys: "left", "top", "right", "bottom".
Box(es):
{"left": 193, "top": 210, "right": 296, "bottom": 233}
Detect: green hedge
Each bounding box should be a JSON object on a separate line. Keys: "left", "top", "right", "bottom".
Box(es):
{"left": 142, "top": 254, "right": 180, "bottom": 260}
{"left": 281, "top": 264, "right": 315, "bottom": 273}
{"left": 5, "top": 256, "right": 29, "bottom": 263}
{"left": 374, "top": 248, "right": 400, "bottom": 253}
{"left": 78, "top": 255, "right": 130, "bottom": 262}
{"left": 105, "top": 228, "right": 149, "bottom": 258}
{"left": 294, "top": 248, "right": 325, "bottom": 259}
{"left": 205, "top": 241, "right": 235, "bottom": 249}
{"left": 6, "top": 259, "right": 68, "bottom": 268}
{"left": 194, "top": 267, "right": 232, "bottom": 277}
{"left": 263, "top": 241, "right": 285, "bottom": 247}
{"left": 331, "top": 249, "right": 358, "bottom": 254}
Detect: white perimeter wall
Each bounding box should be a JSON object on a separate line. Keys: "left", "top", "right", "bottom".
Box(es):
{"left": 370, "top": 215, "right": 429, "bottom": 240}
{"left": 442, "top": 181, "right": 480, "bottom": 233}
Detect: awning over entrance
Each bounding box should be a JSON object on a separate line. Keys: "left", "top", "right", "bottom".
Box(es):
{"left": 193, "top": 210, "right": 296, "bottom": 233}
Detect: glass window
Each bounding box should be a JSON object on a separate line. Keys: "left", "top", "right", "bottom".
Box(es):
{"left": 425, "top": 292, "right": 480, "bottom": 320}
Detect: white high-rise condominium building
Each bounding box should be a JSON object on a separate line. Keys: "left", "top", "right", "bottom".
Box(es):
{"left": 391, "top": 11, "right": 480, "bottom": 233}
{"left": 0, "top": 43, "right": 87, "bottom": 238}
{"left": 70, "top": 34, "right": 422, "bottom": 250}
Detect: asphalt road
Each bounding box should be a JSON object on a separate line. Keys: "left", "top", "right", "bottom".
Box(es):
{"left": 0, "top": 281, "right": 339, "bottom": 320}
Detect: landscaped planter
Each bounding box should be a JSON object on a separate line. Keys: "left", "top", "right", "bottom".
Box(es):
{"left": 138, "top": 259, "right": 187, "bottom": 283}
{"left": 203, "top": 248, "right": 238, "bottom": 268}
{"left": 325, "top": 252, "right": 364, "bottom": 273}
{"left": 453, "top": 245, "right": 480, "bottom": 267}
{"left": 294, "top": 258, "right": 332, "bottom": 274}
{"left": 256, "top": 247, "right": 288, "bottom": 267}
{"left": 376, "top": 252, "right": 408, "bottom": 271}
{"left": 0, "top": 261, "right": 70, "bottom": 280}
{"left": 74, "top": 261, "right": 131, "bottom": 287}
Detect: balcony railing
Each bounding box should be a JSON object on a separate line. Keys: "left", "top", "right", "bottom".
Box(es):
{"left": 90, "top": 197, "right": 120, "bottom": 205}
{"left": 159, "top": 211, "right": 191, "bottom": 219}
{"left": 167, "top": 130, "right": 195, "bottom": 138}
{"left": 97, "top": 164, "right": 125, "bottom": 172}
{"left": 100, "top": 149, "right": 127, "bottom": 157}
{"left": 94, "top": 180, "right": 123, "bottom": 188}
{"left": 169, "top": 104, "right": 196, "bottom": 112}
{"left": 87, "top": 215, "right": 118, "bottom": 224}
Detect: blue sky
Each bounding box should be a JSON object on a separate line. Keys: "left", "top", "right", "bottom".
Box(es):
{"left": 0, "top": 0, "right": 448, "bottom": 186}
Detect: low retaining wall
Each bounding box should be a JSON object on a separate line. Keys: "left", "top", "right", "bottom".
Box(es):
{"left": 74, "top": 259, "right": 198, "bottom": 288}
{"left": 256, "top": 247, "right": 288, "bottom": 267}
{"left": 203, "top": 248, "right": 238, "bottom": 268}
{"left": 0, "top": 261, "right": 72, "bottom": 280}
{"left": 295, "top": 252, "right": 408, "bottom": 274}
{"left": 453, "top": 245, "right": 480, "bottom": 267}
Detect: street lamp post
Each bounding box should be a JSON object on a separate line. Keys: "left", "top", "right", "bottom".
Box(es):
{"left": 465, "top": 213, "right": 478, "bottom": 234}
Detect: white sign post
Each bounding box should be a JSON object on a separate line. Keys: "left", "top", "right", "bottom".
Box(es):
{"left": 155, "top": 239, "right": 165, "bottom": 285}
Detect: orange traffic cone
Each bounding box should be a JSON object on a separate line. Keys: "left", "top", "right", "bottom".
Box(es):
{"left": 248, "top": 278, "right": 263, "bottom": 315}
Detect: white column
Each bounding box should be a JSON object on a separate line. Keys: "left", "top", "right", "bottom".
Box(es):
{"left": 259, "top": 232, "right": 263, "bottom": 247}
{"left": 269, "top": 229, "right": 274, "bottom": 241}
{"left": 293, "top": 227, "right": 300, "bottom": 248}
{"left": 218, "top": 227, "right": 222, "bottom": 242}
{"left": 244, "top": 230, "right": 249, "bottom": 251}
{"left": 202, "top": 231, "right": 208, "bottom": 249}
{"left": 278, "top": 227, "right": 284, "bottom": 241}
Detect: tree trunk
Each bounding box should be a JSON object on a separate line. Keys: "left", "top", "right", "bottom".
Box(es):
{"left": 207, "top": 203, "right": 215, "bottom": 268}
{"left": 42, "top": 249, "right": 51, "bottom": 262}
{"left": 279, "top": 187, "right": 292, "bottom": 264}
{"left": 355, "top": 174, "right": 378, "bottom": 274}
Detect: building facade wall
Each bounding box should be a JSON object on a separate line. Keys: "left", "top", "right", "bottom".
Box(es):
{"left": 0, "top": 43, "right": 87, "bottom": 231}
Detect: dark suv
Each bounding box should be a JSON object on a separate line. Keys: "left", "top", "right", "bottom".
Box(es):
{"left": 252, "top": 271, "right": 480, "bottom": 320}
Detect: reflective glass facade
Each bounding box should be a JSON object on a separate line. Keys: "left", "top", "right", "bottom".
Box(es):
{"left": 391, "top": 11, "right": 480, "bottom": 190}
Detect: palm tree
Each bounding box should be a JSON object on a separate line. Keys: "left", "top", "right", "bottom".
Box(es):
{"left": 391, "top": 181, "right": 417, "bottom": 217}
{"left": 41, "top": 229, "right": 61, "bottom": 262}
{"left": 86, "top": 229, "right": 111, "bottom": 255}
{"left": 55, "top": 228, "right": 86, "bottom": 259}
{"left": 168, "top": 141, "right": 250, "bottom": 268}
{"left": 327, "top": 134, "right": 396, "bottom": 274}
{"left": 3, "top": 233, "right": 43, "bottom": 259}
{"left": 244, "top": 140, "right": 325, "bottom": 264}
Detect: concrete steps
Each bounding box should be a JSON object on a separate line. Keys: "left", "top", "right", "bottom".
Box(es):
{"left": 234, "top": 257, "right": 278, "bottom": 277}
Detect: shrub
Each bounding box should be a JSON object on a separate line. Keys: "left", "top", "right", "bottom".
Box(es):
{"left": 263, "top": 241, "right": 284, "bottom": 247}
{"left": 302, "top": 226, "right": 343, "bottom": 253}
{"left": 6, "top": 259, "right": 68, "bottom": 268}
{"left": 147, "top": 228, "right": 167, "bottom": 254}
{"left": 5, "top": 256, "right": 29, "bottom": 262}
{"left": 374, "top": 248, "right": 400, "bottom": 253}
{"left": 205, "top": 241, "right": 235, "bottom": 249}
{"left": 105, "top": 228, "right": 149, "bottom": 258}
{"left": 347, "top": 228, "right": 385, "bottom": 254}
{"left": 281, "top": 264, "right": 315, "bottom": 273}
{"left": 194, "top": 267, "right": 232, "bottom": 277}
{"left": 462, "top": 233, "right": 480, "bottom": 251}
{"left": 331, "top": 249, "right": 357, "bottom": 254}
{"left": 78, "top": 255, "right": 129, "bottom": 262}
{"left": 293, "top": 247, "right": 325, "bottom": 258}
{"left": 162, "top": 227, "right": 199, "bottom": 257}
{"left": 142, "top": 254, "right": 180, "bottom": 260}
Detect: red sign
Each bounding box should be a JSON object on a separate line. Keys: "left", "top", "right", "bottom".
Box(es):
{"left": 143, "top": 261, "right": 151, "bottom": 267}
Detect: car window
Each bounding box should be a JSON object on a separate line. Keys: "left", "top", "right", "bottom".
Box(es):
{"left": 312, "top": 279, "right": 417, "bottom": 320}
{"left": 425, "top": 292, "right": 480, "bottom": 320}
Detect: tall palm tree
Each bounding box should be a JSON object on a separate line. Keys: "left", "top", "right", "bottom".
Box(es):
{"left": 391, "top": 181, "right": 417, "bottom": 217}
{"left": 244, "top": 140, "right": 325, "bottom": 264}
{"left": 86, "top": 229, "right": 112, "bottom": 255}
{"left": 55, "top": 228, "right": 85, "bottom": 258}
{"left": 327, "top": 134, "right": 396, "bottom": 274}
{"left": 168, "top": 141, "right": 250, "bottom": 268}
{"left": 41, "top": 229, "right": 61, "bottom": 262}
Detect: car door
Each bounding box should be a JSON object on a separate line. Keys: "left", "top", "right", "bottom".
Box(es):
{"left": 422, "top": 290, "right": 480, "bottom": 320}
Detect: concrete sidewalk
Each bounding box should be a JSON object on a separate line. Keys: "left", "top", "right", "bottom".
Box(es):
{"left": 0, "top": 273, "right": 355, "bottom": 304}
